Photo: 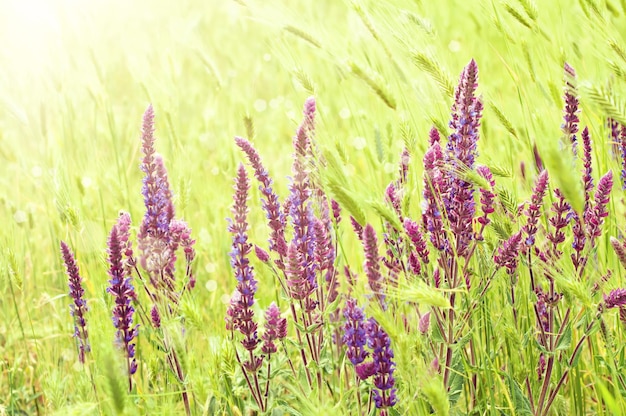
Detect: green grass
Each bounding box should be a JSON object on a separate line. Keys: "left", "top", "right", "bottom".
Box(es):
{"left": 3, "top": 0, "right": 626, "bottom": 414}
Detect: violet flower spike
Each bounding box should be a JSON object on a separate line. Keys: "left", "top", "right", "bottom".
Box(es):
{"left": 476, "top": 165, "right": 496, "bottom": 228}
{"left": 404, "top": 217, "right": 429, "bottom": 264}
{"left": 262, "top": 302, "right": 286, "bottom": 355}
{"left": 586, "top": 171, "right": 613, "bottom": 245}
{"left": 445, "top": 59, "right": 483, "bottom": 256}
{"left": 422, "top": 142, "right": 446, "bottom": 251}
{"left": 494, "top": 232, "right": 523, "bottom": 275}
{"left": 227, "top": 164, "right": 261, "bottom": 369}
{"left": 610, "top": 237, "right": 626, "bottom": 270}
{"left": 60, "top": 241, "right": 91, "bottom": 364}
{"left": 137, "top": 105, "right": 175, "bottom": 280}
{"left": 547, "top": 189, "right": 571, "bottom": 259}
{"left": 366, "top": 318, "right": 397, "bottom": 413}
{"left": 363, "top": 224, "right": 386, "bottom": 310}
{"left": 331, "top": 199, "right": 342, "bottom": 224}
{"left": 522, "top": 170, "right": 549, "bottom": 248}
{"left": 619, "top": 125, "right": 626, "bottom": 190}
{"left": 604, "top": 288, "right": 626, "bottom": 309}
{"left": 341, "top": 298, "right": 369, "bottom": 366}
{"left": 235, "top": 136, "right": 287, "bottom": 260}
{"left": 107, "top": 216, "right": 139, "bottom": 390}
{"left": 581, "top": 127, "right": 593, "bottom": 221}
{"left": 428, "top": 126, "right": 440, "bottom": 146}
{"left": 561, "top": 63, "right": 580, "bottom": 156}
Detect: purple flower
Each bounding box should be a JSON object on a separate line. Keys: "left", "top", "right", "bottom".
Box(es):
{"left": 366, "top": 318, "right": 397, "bottom": 412}
{"left": 611, "top": 237, "right": 626, "bottom": 270}
{"left": 363, "top": 224, "right": 386, "bottom": 310}
{"left": 351, "top": 217, "right": 364, "bottom": 241}
{"left": 398, "top": 147, "right": 410, "bottom": 185}
{"left": 571, "top": 211, "right": 587, "bottom": 271}
{"left": 581, "top": 127, "right": 594, "bottom": 220}
{"left": 523, "top": 170, "right": 549, "bottom": 248}
{"left": 422, "top": 142, "right": 446, "bottom": 251}
{"left": 618, "top": 124, "right": 626, "bottom": 190}
{"left": 445, "top": 59, "right": 483, "bottom": 256}
{"left": 476, "top": 165, "right": 496, "bottom": 228}
{"left": 404, "top": 218, "right": 429, "bottom": 264}
{"left": 547, "top": 189, "right": 571, "bottom": 259}
{"left": 254, "top": 245, "right": 270, "bottom": 263}
{"left": 60, "top": 241, "right": 90, "bottom": 364}
{"left": 138, "top": 106, "right": 175, "bottom": 276}
{"left": 604, "top": 288, "right": 626, "bottom": 309}
{"left": 331, "top": 199, "right": 342, "bottom": 224}
{"left": 151, "top": 305, "right": 161, "bottom": 328}
{"left": 235, "top": 136, "right": 287, "bottom": 261}
{"left": 428, "top": 126, "right": 440, "bottom": 145}
{"left": 419, "top": 312, "right": 431, "bottom": 334}
{"left": 562, "top": 63, "right": 580, "bottom": 156}
{"left": 586, "top": 171, "right": 613, "bottom": 245}
{"left": 287, "top": 99, "right": 318, "bottom": 302}
{"left": 262, "top": 302, "right": 287, "bottom": 355}
{"left": 107, "top": 215, "right": 139, "bottom": 390}
{"left": 286, "top": 242, "right": 317, "bottom": 312}
{"left": 494, "top": 232, "right": 523, "bottom": 274}
{"left": 227, "top": 165, "right": 261, "bottom": 366}
{"left": 341, "top": 298, "right": 369, "bottom": 366}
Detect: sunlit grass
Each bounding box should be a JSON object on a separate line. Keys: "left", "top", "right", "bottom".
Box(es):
{"left": 2, "top": 0, "right": 626, "bottom": 414}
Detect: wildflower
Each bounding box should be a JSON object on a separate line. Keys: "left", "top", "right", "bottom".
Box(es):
{"left": 151, "top": 305, "right": 161, "bottom": 328}
{"left": 419, "top": 312, "right": 431, "bottom": 334}
{"left": 235, "top": 136, "right": 287, "bottom": 259}
{"left": 547, "top": 189, "right": 571, "bottom": 258}
{"left": 331, "top": 199, "right": 342, "bottom": 224}
{"left": 262, "top": 302, "right": 287, "bottom": 355}
{"left": 60, "top": 241, "right": 90, "bottom": 364}
{"left": 366, "top": 318, "right": 397, "bottom": 414}
{"left": 561, "top": 63, "right": 579, "bottom": 156}
{"left": 428, "top": 126, "right": 440, "bottom": 145}
{"left": 341, "top": 298, "right": 369, "bottom": 366}
{"left": 604, "top": 288, "right": 626, "bottom": 309}
{"left": 107, "top": 215, "right": 139, "bottom": 390}
{"left": 422, "top": 142, "right": 446, "bottom": 251}
{"left": 523, "top": 170, "right": 549, "bottom": 248}
{"left": 476, "top": 165, "right": 496, "bottom": 228}
{"left": 586, "top": 171, "right": 613, "bottom": 244}
{"left": 494, "top": 232, "right": 523, "bottom": 274}
{"left": 404, "top": 218, "right": 429, "bottom": 264}
{"left": 254, "top": 245, "right": 270, "bottom": 263}
{"left": 610, "top": 237, "right": 626, "bottom": 270}
{"left": 363, "top": 224, "right": 386, "bottom": 309}
{"left": 445, "top": 59, "right": 483, "bottom": 256}
{"left": 227, "top": 164, "right": 261, "bottom": 368}
{"left": 581, "top": 127, "right": 593, "bottom": 220}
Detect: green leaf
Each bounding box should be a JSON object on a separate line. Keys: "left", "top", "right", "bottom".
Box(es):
{"left": 504, "top": 373, "right": 533, "bottom": 415}
{"left": 556, "top": 323, "right": 572, "bottom": 352}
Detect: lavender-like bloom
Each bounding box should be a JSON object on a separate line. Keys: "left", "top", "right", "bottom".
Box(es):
{"left": 331, "top": 199, "right": 342, "bottom": 224}
{"left": 286, "top": 242, "right": 317, "bottom": 312}
{"left": 581, "top": 127, "right": 594, "bottom": 221}
{"left": 494, "top": 232, "right": 523, "bottom": 274}
{"left": 604, "top": 288, "right": 626, "bottom": 309}
{"left": 419, "top": 312, "right": 431, "bottom": 334}
{"left": 138, "top": 105, "right": 175, "bottom": 278}
{"left": 107, "top": 216, "right": 139, "bottom": 390}
{"left": 227, "top": 165, "right": 262, "bottom": 371}
{"left": 571, "top": 211, "right": 587, "bottom": 271}
{"left": 235, "top": 136, "right": 287, "bottom": 261}
{"left": 535, "top": 289, "right": 550, "bottom": 333}
{"left": 288, "top": 98, "right": 317, "bottom": 301}
{"left": 351, "top": 217, "right": 364, "bottom": 241}
{"left": 445, "top": 59, "right": 483, "bottom": 256}
{"left": 314, "top": 217, "right": 337, "bottom": 305}
{"left": 363, "top": 224, "right": 386, "bottom": 310}
{"left": 476, "top": 165, "right": 496, "bottom": 228}
{"left": 610, "top": 237, "right": 626, "bottom": 270}
{"left": 341, "top": 298, "right": 369, "bottom": 366}
{"left": 562, "top": 63, "right": 580, "bottom": 156}
{"left": 366, "top": 318, "right": 397, "bottom": 414}
{"left": 151, "top": 305, "right": 161, "bottom": 328}
{"left": 385, "top": 182, "right": 402, "bottom": 219}
{"left": 428, "top": 126, "right": 440, "bottom": 145}
{"left": 586, "top": 171, "right": 613, "bottom": 245}
{"left": 404, "top": 218, "right": 429, "bottom": 264}
{"left": 619, "top": 124, "right": 626, "bottom": 190}
{"left": 422, "top": 142, "right": 446, "bottom": 251}
{"left": 523, "top": 170, "right": 549, "bottom": 248}
{"left": 537, "top": 353, "right": 546, "bottom": 380}
{"left": 254, "top": 245, "right": 270, "bottom": 263}
{"left": 262, "top": 302, "right": 287, "bottom": 355}
{"left": 547, "top": 189, "right": 571, "bottom": 259}
{"left": 60, "top": 241, "right": 90, "bottom": 364}
{"left": 398, "top": 147, "right": 410, "bottom": 185}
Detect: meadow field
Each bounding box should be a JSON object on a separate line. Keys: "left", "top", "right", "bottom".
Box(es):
{"left": 3, "top": 0, "right": 626, "bottom": 414}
